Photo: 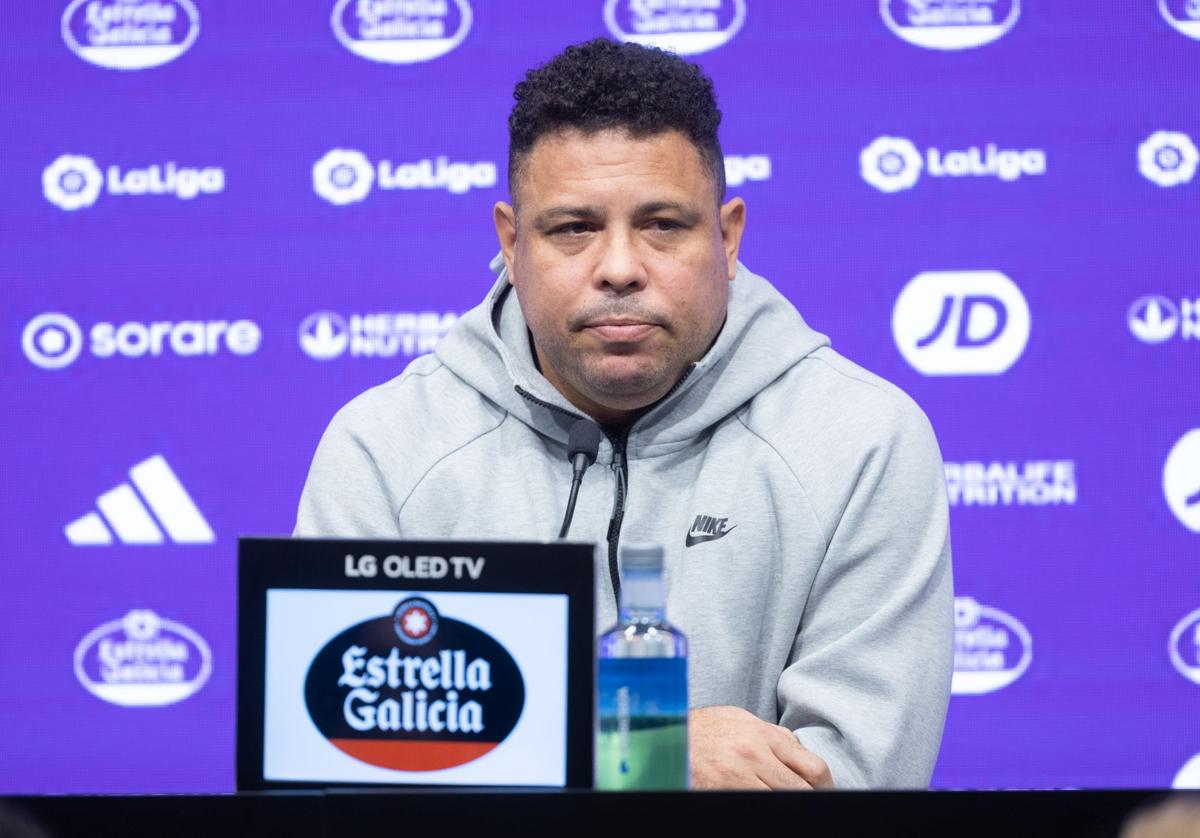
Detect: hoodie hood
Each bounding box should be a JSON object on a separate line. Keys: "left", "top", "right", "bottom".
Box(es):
{"left": 435, "top": 253, "right": 831, "bottom": 457}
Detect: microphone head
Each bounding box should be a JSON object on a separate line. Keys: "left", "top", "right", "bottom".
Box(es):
{"left": 567, "top": 420, "right": 603, "bottom": 467}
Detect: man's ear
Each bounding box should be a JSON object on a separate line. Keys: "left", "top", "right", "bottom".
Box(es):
{"left": 719, "top": 197, "right": 746, "bottom": 281}
{"left": 493, "top": 201, "right": 518, "bottom": 284}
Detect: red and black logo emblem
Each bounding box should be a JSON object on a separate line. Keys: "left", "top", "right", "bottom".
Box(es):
{"left": 304, "top": 597, "right": 525, "bottom": 771}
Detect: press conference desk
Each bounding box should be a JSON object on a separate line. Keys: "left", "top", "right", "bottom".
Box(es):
{"left": 3, "top": 789, "right": 1186, "bottom": 838}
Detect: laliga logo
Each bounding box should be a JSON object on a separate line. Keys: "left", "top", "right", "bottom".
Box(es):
{"left": 952, "top": 596, "right": 1032, "bottom": 696}
{"left": 305, "top": 596, "right": 524, "bottom": 771}
{"left": 74, "top": 609, "right": 212, "bottom": 707}
{"left": 861, "top": 135, "right": 1046, "bottom": 193}
{"left": 1138, "top": 131, "right": 1199, "bottom": 188}
{"left": 332, "top": 0, "right": 472, "bottom": 64}
{"left": 893, "top": 271, "right": 1031, "bottom": 376}
{"left": 604, "top": 0, "right": 746, "bottom": 55}
{"left": 43, "top": 154, "right": 224, "bottom": 211}
{"left": 1161, "top": 0, "right": 1200, "bottom": 41}
{"left": 62, "top": 0, "right": 199, "bottom": 70}
{"left": 724, "top": 154, "right": 771, "bottom": 188}
{"left": 1169, "top": 607, "right": 1200, "bottom": 686}
{"left": 313, "top": 148, "right": 496, "bottom": 204}
{"left": 881, "top": 0, "right": 1019, "bottom": 50}
{"left": 1163, "top": 429, "right": 1200, "bottom": 533}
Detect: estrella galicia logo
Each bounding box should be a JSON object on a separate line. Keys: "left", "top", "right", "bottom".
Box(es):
{"left": 74, "top": 609, "right": 212, "bottom": 707}
{"left": 1164, "top": 429, "right": 1200, "bottom": 533}
{"left": 332, "top": 0, "right": 472, "bottom": 64}
{"left": 952, "top": 596, "right": 1032, "bottom": 695}
{"left": 881, "top": 0, "right": 1019, "bottom": 50}
{"left": 685, "top": 514, "right": 736, "bottom": 547}
{"left": 305, "top": 597, "right": 525, "bottom": 771}
{"left": 1129, "top": 296, "right": 1181, "bottom": 343}
{"left": 893, "top": 271, "right": 1031, "bottom": 376}
{"left": 1161, "top": 0, "right": 1200, "bottom": 41}
{"left": 1169, "top": 607, "right": 1200, "bottom": 686}
{"left": 604, "top": 0, "right": 746, "bottom": 55}
{"left": 62, "top": 0, "right": 200, "bottom": 71}
{"left": 1139, "top": 131, "right": 1199, "bottom": 187}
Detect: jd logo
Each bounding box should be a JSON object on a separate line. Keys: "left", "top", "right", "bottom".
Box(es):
{"left": 892, "top": 271, "right": 1031, "bottom": 375}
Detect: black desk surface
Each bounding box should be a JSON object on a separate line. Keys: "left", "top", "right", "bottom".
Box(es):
{"left": 2, "top": 789, "right": 1192, "bottom": 838}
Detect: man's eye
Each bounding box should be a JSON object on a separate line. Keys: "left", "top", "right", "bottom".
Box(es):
{"left": 649, "top": 218, "right": 682, "bottom": 232}
{"left": 553, "top": 222, "right": 592, "bottom": 236}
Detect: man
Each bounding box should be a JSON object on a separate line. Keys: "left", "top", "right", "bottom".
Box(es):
{"left": 296, "top": 39, "right": 953, "bottom": 790}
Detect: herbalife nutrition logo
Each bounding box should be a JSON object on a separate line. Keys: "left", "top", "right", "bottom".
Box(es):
{"left": 1128, "top": 295, "right": 1199, "bottom": 344}
{"left": 65, "top": 455, "right": 214, "bottom": 546}
{"left": 299, "top": 311, "right": 458, "bottom": 360}
{"left": 861, "top": 136, "right": 1045, "bottom": 193}
{"left": 313, "top": 148, "right": 496, "bottom": 204}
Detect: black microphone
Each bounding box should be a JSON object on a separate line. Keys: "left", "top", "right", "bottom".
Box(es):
{"left": 557, "top": 420, "right": 603, "bottom": 539}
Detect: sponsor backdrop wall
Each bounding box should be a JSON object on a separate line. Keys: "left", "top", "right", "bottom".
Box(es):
{"left": 2, "top": 0, "right": 1198, "bottom": 792}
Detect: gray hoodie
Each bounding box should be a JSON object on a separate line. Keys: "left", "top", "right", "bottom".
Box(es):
{"left": 296, "top": 256, "right": 954, "bottom": 789}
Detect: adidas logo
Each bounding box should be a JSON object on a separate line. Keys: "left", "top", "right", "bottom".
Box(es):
{"left": 65, "top": 455, "right": 214, "bottom": 546}
{"left": 685, "top": 513, "right": 736, "bottom": 547}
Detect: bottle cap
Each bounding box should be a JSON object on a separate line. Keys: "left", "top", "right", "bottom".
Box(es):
{"left": 620, "top": 543, "right": 663, "bottom": 572}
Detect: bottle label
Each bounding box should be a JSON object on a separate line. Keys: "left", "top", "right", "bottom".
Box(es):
{"left": 596, "top": 657, "right": 688, "bottom": 790}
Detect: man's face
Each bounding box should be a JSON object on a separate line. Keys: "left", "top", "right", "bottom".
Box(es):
{"left": 494, "top": 128, "right": 746, "bottom": 424}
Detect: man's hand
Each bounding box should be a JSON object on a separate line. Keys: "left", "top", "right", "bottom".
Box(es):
{"left": 689, "top": 705, "right": 835, "bottom": 790}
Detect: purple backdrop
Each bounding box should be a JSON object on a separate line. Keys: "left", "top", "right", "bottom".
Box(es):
{"left": 2, "top": 0, "right": 1198, "bottom": 792}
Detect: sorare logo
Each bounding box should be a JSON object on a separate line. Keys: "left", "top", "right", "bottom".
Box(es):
{"left": 43, "top": 153, "right": 225, "bottom": 211}
{"left": 604, "top": 0, "right": 746, "bottom": 55}
{"left": 304, "top": 596, "right": 525, "bottom": 771}
{"left": 74, "top": 609, "right": 212, "bottom": 707}
{"left": 1138, "top": 131, "right": 1199, "bottom": 187}
{"left": 861, "top": 136, "right": 1046, "bottom": 193}
{"left": 1163, "top": 429, "right": 1200, "bottom": 533}
{"left": 299, "top": 311, "right": 458, "bottom": 360}
{"left": 881, "top": 0, "right": 1019, "bottom": 50}
{"left": 312, "top": 149, "right": 496, "bottom": 204}
{"left": 892, "top": 271, "right": 1031, "bottom": 376}
{"left": 1161, "top": 0, "right": 1200, "bottom": 41}
{"left": 22, "top": 312, "right": 261, "bottom": 369}
{"left": 952, "top": 596, "right": 1032, "bottom": 696}
{"left": 332, "top": 0, "right": 472, "bottom": 64}
{"left": 62, "top": 0, "right": 199, "bottom": 70}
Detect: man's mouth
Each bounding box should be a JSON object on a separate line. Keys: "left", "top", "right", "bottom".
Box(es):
{"left": 583, "top": 319, "right": 660, "bottom": 342}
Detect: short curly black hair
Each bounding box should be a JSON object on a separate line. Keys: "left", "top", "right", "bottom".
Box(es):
{"left": 508, "top": 38, "right": 724, "bottom": 204}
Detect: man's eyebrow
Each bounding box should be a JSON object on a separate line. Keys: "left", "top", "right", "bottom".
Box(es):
{"left": 531, "top": 205, "right": 607, "bottom": 230}
{"left": 634, "top": 201, "right": 703, "bottom": 224}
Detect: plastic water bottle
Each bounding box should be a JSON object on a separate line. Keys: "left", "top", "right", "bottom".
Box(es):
{"left": 596, "top": 543, "right": 688, "bottom": 790}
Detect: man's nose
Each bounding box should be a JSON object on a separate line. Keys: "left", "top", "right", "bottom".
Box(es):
{"left": 593, "top": 228, "right": 647, "bottom": 294}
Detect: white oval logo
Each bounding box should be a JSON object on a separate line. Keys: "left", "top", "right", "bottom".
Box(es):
{"left": 1170, "top": 608, "right": 1200, "bottom": 685}
{"left": 1176, "top": 753, "right": 1200, "bottom": 788}
{"left": 893, "top": 270, "right": 1031, "bottom": 376}
{"left": 604, "top": 0, "right": 746, "bottom": 55}
{"left": 62, "top": 0, "right": 200, "bottom": 71}
{"left": 881, "top": 0, "right": 1019, "bottom": 50}
{"left": 332, "top": 0, "right": 472, "bottom": 64}
{"left": 1164, "top": 430, "right": 1200, "bottom": 534}
{"left": 1161, "top": 0, "right": 1200, "bottom": 41}
{"left": 952, "top": 596, "right": 1032, "bottom": 695}
{"left": 74, "top": 609, "right": 212, "bottom": 706}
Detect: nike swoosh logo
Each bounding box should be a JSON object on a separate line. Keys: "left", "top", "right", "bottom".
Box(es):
{"left": 685, "top": 525, "right": 736, "bottom": 548}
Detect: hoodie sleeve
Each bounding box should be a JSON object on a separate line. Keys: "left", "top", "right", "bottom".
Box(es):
{"left": 777, "top": 393, "right": 954, "bottom": 789}
{"left": 294, "top": 398, "right": 402, "bottom": 538}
